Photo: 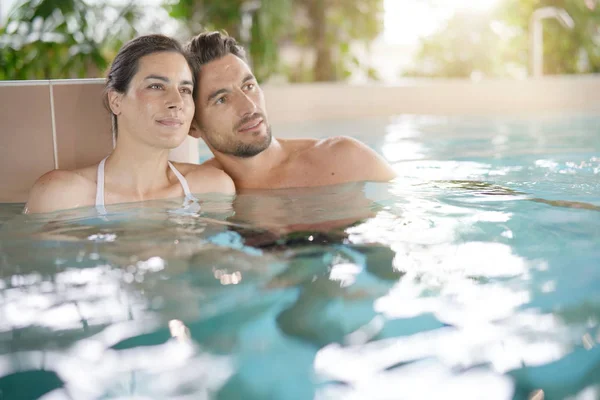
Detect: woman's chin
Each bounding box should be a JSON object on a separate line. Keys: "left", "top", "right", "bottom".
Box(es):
{"left": 156, "top": 131, "right": 189, "bottom": 149}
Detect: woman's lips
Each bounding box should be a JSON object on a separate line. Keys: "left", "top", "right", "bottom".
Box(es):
{"left": 157, "top": 118, "right": 183, "bottom": 127}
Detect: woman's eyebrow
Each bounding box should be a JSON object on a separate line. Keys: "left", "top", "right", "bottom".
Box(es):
{"left": 143, "top": 75, "right": 193, "bottom": 86}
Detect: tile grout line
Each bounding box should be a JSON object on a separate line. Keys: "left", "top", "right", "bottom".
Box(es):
{"left": 49, "top": 82, "right": 59, "bottom": 169}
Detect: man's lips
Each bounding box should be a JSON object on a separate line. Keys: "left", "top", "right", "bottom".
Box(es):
{"left": 237, "top": 118, "right": 263, "bottom": 132}
{"left": 156, "top": 117, "right": 183, "bottom": 127}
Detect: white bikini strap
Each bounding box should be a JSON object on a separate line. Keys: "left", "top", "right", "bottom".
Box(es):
{"left": 96, "top": 156, "right": 108, "bottom": 214}
{"left": 167, "top": 161, "right": 194, "bottom": 199}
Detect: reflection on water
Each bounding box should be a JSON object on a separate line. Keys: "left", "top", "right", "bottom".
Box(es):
{"left": 1, "top": 115, "right": 600, "bottom": 399}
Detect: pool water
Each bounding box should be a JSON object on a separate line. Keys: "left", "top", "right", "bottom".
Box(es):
{"left": 1, "top": 115, "right": 599, "bottom": 399}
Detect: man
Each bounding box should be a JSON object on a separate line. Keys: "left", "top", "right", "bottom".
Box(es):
{"left": 185, "top": 31, "right": 396, "bottom": 190}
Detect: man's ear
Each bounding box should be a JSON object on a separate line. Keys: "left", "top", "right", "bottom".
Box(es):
{"left": 189, "top": 119, "right": 203, "bottom": 139}
{"left": 107, "top": 89, "right": 123, "bottom": 116}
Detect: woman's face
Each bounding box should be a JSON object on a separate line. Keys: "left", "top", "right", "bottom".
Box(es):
{"left": 111, "top": 51, "right": 195, "bottom": 150}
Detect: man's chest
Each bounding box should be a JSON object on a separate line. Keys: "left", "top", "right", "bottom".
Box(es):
{"left": 250, "top": 162, "right": 344, "bottom": 189}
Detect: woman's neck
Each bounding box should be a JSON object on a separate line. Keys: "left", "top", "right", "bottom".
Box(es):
{"left": 105, "top": 136, "right": 173, "bottom": 199}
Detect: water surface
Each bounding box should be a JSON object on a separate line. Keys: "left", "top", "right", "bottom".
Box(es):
{"left": 1, "top": 114, "right": 599, "bottom": 399}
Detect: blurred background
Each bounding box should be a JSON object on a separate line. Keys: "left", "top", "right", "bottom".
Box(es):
{"left": 0, "top": 0, "right": 599, "bottom": 83}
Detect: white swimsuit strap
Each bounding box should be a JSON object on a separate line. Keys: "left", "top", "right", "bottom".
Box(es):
{"left": 96, "top": 158, "right": 195, "bottom": 215}
{"left": 96, "top": 156, "right": 108, "bottom": 214}
{"left": 167, "top": 161, "right": 195, "bottom": 200}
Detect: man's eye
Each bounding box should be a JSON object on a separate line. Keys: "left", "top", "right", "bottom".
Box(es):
{"left": 180, "top": 87, "right": 193, "bottom": 94}
{"left": 244, "top": 83, "right": 255, "bottom": 90}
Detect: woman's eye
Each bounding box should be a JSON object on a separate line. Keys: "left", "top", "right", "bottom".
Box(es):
{"left": 149, "top": 83, "right": 163, "bottom": 90}
{"left": 216, "top": 97, "right": 226, "bottom": 104}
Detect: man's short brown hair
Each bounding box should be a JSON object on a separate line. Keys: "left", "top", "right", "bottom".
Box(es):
{"left": 185, "top": 31, "right": 247, "bottom": 74}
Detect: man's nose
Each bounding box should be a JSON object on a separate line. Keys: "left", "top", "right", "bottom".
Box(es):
{"left": 237, "top": 92, "right": 257, "bottom": 116}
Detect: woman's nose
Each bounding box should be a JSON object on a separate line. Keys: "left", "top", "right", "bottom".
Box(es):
{"left": 166, "top": 89, "right": 184, "bottom": 109}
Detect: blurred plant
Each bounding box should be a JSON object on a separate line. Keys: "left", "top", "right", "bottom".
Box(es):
{"left": 291, "top": 0, "right": 384, "bottom": 81}
{"left": 166, "top": 0, "right": 383, "bottom": 82}
{"left": 406, "top": 0, "right": 600, "bottom": 78}
{"left": 498, "top": 0, "right": 600, "bottom": 74}
{"left": 249, "top": 0, "right": 293, "bottom": 82}
{"left": 404, "top": 10, "right": 520, "bottom": 78}
{"left": 165, "top": 0, "right": 243, "bottom": 38}
{"left": 0, "top": 0, "right": 141, "bottom": 80}
{"left": 1, "top": 0, "right": 385, "bottom": 82}
{"left": 165, "top": 0, "right": 293, "bottom": 82}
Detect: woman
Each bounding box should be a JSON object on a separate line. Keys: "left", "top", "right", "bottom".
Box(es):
{"left": 25, "top": 34, "right": 234, "bottom": 214}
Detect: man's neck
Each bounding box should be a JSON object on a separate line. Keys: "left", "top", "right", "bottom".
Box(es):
{"left": 212, "top": 138, "right": 289, "bottom": 187}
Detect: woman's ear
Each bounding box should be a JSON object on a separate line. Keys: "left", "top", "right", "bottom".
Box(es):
{"left": 107, "top": 89, "right": 123, "bottom": 116}
{"left": 189, "top": 119, "right": 203, "bottom": 138}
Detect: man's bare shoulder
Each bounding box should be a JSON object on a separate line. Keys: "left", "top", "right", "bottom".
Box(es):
{"left": 171, "top": 162, "right": 235, "bottom": 195}
{"left": 278, "top": 138, "right": 320, "bottom": 156}
{"left": 314, "top": 135, "right": 369, "bottom": 151}
{"left": 283, "top": 136, "right": 370, "bottom": 155}
{"left": 24, "top": 169, "right": 96, "bottom": 214}
{"left": 303, "top": 136, "right": 396, "bottom": 182}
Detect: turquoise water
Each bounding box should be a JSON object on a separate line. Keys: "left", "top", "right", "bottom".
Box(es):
{"left": 1, "top": 114, "right": 599, "bottom": 399}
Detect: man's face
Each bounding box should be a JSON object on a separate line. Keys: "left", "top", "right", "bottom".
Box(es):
{"left": 194, "top": 54, "right": 271, "bottom": 158}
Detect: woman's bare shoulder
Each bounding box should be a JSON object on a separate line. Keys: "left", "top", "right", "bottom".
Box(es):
{"left": 24, "top": 168, "right": 97, "bottom": 214}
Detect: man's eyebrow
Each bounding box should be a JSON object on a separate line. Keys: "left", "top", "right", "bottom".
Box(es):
{"left": 206, "top": 75, "right": 255, "bottom": 104}
{"left": 180, "top": 80, "right": 194, "bottom": 86}
{"left": 242, "top": 74, "right": 256, "bottom": 84}
{"left": 207, "top": 88, "right": 229, "bottom": 103}
{"left": 144, "top": 74, "right": 169, "bottom": 82}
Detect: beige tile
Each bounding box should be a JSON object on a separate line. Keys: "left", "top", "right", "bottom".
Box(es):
{"left": 263, "top": 76, "right": 600, "bottom": 123}
{"left": 52, "top": 82, "right": 113, "bottom": 170}
{"left": 0, "top": 84, "right": 56, "bottom": 203}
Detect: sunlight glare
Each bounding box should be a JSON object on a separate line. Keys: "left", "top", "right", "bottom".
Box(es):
{"left": 384, "top": 0, "right": 501, "bottom": 44}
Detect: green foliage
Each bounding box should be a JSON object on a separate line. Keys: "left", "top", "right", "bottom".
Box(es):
{"left": 405, "top": 11, "right": 517, "bottom": 78}
{"left": 407, "top": 0, "right": 600, "bottom": 78}
{"left": 1, "top": 0, "right": 383, "bottom": 82}
{"left": 165, "top": 0, "right": 243, "bottom": 35}
{"left": 290, "top": 0, "right": 384, "bottom": 82}
{"left": 249, "top": 0, "right": 293, "bottom": 82}
{"left": 0, "top": 0, "right": 140, "bottom": 80}
{"left": 167, "top": 0, "right": 383, "bottom": 82}
{"left": 165, "top": 0, "right": 293, "bottom": 82}
{"left": 498, "top": 0, "right": 600, "bottom": 74}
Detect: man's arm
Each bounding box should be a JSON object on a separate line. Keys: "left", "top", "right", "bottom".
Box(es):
{"left": 24, "top": 170, "right": 92, "bottom": 214}
{"left": 328, "top": 136, "right": 397, "bottom": 182}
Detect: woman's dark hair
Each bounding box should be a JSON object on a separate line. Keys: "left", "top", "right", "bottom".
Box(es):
{"left": 103, "top": 34, "right": 195, "bottom": 135}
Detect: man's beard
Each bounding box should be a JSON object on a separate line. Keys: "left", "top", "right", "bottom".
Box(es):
{"left": 205, "top": 123, "right": 272, "bottom": 158}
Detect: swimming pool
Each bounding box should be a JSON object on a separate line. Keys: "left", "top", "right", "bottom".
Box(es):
{"left": 0, "top": 114, "right": 599, "bottom": 399}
